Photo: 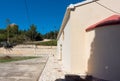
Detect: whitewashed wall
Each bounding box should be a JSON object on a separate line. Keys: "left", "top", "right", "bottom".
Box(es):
{"left": 87, "top": 25, "right": 120, "bottom": 81}
{"left": 57, "top": 0, "right": 120, "bottom": 78}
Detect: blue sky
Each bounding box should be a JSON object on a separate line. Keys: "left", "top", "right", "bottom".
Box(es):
{"left": 0, "top": 0, "right": 83, "bottom": 34}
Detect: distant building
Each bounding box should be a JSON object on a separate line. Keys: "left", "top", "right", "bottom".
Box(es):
{"left": 57, "top": 0, "right": 120, "bottom": 81}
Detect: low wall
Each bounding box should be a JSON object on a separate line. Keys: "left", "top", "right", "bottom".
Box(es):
{"left": 0, "top": 45, "right": 56, "bottom": 56}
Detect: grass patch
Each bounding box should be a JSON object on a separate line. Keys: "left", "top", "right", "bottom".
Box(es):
{"left": 23, "top": 40, "right": 57, "bottom": 46}
{"left": 37, "top": 40, "right": 57, "bottom": 46}
{"left": 0, "top": 56, "right": 39, "bottom": 63}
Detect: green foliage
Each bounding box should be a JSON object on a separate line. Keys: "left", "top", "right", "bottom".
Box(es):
{"left": 6, "top": 24, "right": 18, "bottom": 37}
{"left": 10, "top": 35, "right": 25, "bottom": 44}
{"left": 0, "top": 34, "right": 7, "bottom": 42}
{"left": 0, "top": 23, "right": 43, "bottom": 44}
{"left": 37, "top": 40, "right": 57, "bottom": 46}
{"left": 35, "top": 33, "right": 43, "bottom": 41}
{"left": 25, "top": 24, "right": 43, "bottom": 41}
{"left": 0, "top": 20, "right": 58, "bottom": 45}
{"left": 44, "top": 30, "right": 58, "bottom": 39}
{"left": 0, "top": 56, "right": 39, "bottom": 63}
{"left": 0, "top": 29, "right": 7, "bottom": 42}
{"left": 0, "top": 29, "right": 6, "bottom": 34}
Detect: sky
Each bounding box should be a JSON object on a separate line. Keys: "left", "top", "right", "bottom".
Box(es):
{"left": 0, "top": 0, "right": 83, "bottom": 34}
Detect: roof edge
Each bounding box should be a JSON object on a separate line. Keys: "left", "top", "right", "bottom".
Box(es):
{"left": 72, "top": 0, "right": 98, "bottom": 8}
{"left": 86, "top": 15, "right": 120, "bottom": 32}
{"left": 57, "top": 0, "right": 98, "bottom": 40}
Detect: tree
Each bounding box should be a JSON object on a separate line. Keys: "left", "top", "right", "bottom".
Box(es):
{"left": 6, "top": 23, "right": 19, "bottom": 43}
{"left": 0, "top": 34, "right": 7, "bottom": 42}
{"left": 44, "top": 30, "right": 59, "bottom": 39}
{"left": 0, "top": 22, "right": 45, "bottom": 44}
{"left": 25, "top": 24, "right": 43, "bottom": 41}
{"left": 35, "top": 33, "right": 43, "bottom": 41}
{"left": 26, "top": 24, "right": 37, "bottom": 41}
{"left": 0, "top": 29, "right": 6, "bottom": 34}
{"left": 6, "top": 23, "right": 18, "bottom": 36}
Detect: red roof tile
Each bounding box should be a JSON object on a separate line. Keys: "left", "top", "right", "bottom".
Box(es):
{"left": 86, "top": 15, "right": 120, "bottom": 32}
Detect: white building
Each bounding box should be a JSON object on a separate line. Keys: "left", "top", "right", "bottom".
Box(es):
{"left": 57, "top": 0, "right": 120, "bottom": 81}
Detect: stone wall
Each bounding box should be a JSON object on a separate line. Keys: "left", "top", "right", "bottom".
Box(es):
{"left": 0, "top": 45, "right": 56, "bottom": 56}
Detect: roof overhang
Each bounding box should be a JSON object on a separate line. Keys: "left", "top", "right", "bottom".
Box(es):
{"left": 86, "top": 15, "right": 120, "bottom": 32}
{"left": 57, "top": 0, "right": 98, "bottom": 40}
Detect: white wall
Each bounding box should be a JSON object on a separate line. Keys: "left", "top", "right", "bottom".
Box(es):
{"left": 70, "top": 10, "right": 87, "bottom": 74}
{"left": 57, "top": 35, "right": 63, "bottom": 60}
{"left": 67, "top": 0, "right": 120, "bottom": 74}
{"left": 58, "top": 0, "right": 120, "bottom": 76}
{"left": 62, "top": 18, "right": 72, "bottom": 72}
{"left": 85, "top": 30, "right": 95, "bottom": 74}
{"left": 57, "top": 18, "right": 72, "bottom": 72}
{"left": 87, "top": 25, "right": 120, "bottom": 81}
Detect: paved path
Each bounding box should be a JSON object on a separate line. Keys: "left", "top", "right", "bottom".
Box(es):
{"left": 39, "top": 55, "right": 65, "bottom": 81}
{"left": 0, "top": 55, "right": 48, "bottom": 81}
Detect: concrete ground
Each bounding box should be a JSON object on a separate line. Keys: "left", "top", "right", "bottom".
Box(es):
{"left": 39, "top": 54, "right": 66, "bottom": 81}
{"left": 0, "top": 46, "right": 66, "bottom": 81}
{"left": 0, "top": 55, "right": 48, "bottom": 81}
